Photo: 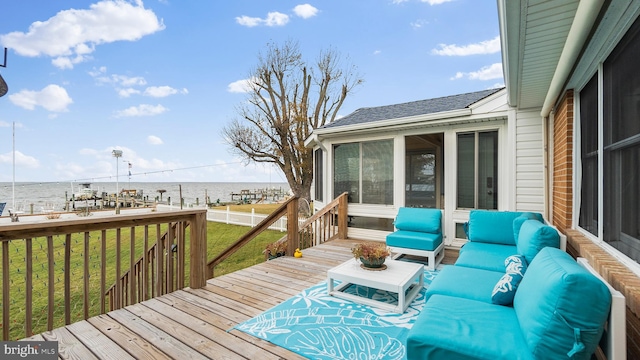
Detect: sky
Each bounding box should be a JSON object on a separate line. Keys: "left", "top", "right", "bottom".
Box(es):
{"left": 0, "top": 0, "right": 503, "bottom": 184}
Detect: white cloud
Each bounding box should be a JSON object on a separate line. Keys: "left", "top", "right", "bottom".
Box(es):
{"left": 0, "top": 151, "right": 40, "bottom": 168}
{"left": 373, "top": 50, "right": 382, "bottom": 55}
{"left": 410, "top": 19, "right": 429, "bottom": 29}
{"left": 143, "top": 86, "right": 187, "bottom": 97}
{"left": 422, "top": 0, "right": 454, "bottom": 4}
{"left": 235, "top": 16, "right": 262, "bottom": 27}
{"left": 450, "top": 63, "right": 503, "bottom": 81}
{"left": 0, "top": 121, "right": 23, "bottom": 128}
{"left": 9, "top": 84, "right": 73, "bottom": 112}
{"left": 432, "top": 36, "right": 501, "bottom": 56}
{"left": 0, "top": 0, "right": 165, "bottom": 69}
{"left": 293, "top": 4, "right": 319, "bottom": 19}
{"left": 393, "top": 0, "right": 453, "bottom": 4}
{"left": 265, "top": 12, "right": 289, "bottom": 26}
{"left": 118, "top": 88, "right": 140, "bottom": 98}
{"left": 114, "top": 104, "right": 168, "bottom": 117}
{"left": 147, "top": 135, "right": 163, "bottom": 145}
{"left": 227, "top": 78, "right": 255, "bottom": 93}
{"left": 236, "top": 11, "right": 289, "bottom": 27}
{"left": 90, "top": 69, "right": 186, "bottom": 97}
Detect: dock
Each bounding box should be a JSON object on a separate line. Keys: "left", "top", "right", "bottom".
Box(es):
{"left": 230, "top": 188, "right": 288, "bottom": 203}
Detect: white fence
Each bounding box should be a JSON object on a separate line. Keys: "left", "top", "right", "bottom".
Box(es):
{"left": 156, "top": 204, "right": 302, "bottom": 231}
{"left": 206, "top": 207, "right": 291, "bottom": 231}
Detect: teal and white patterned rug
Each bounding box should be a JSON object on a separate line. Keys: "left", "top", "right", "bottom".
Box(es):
{"left": 233, "top": 268, "right": 439, "bottom": 360}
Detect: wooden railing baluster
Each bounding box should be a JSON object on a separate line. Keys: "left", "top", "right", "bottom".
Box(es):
{"left": 143, "top": 225, "right": 149, "bottom": 301}
{"left": 2, "top": 240, "right": 8, "bottom": 340}
{"left": 64, "top": 233, "right": 71, "bottom": 325}
{"left": 25, "top": 238, "right": 32, "bottom": 337}
{"left": 47, "top": 235, "right": 54, "bottom": 331}
{"left": 155, "top": 223, "right": 163, "bottom": 297}
{"left": 83, "top": 232, "right": 90, "bottom": 319}
{"left": 100, "top": 230, "right": 106, "bottom": 314}
{"left": 129, "top": 227, "right": 136, "bottom": 306}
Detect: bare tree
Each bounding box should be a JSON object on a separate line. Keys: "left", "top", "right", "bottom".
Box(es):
{"left": 223, "top": 40, "right": 363, "bottom": 200}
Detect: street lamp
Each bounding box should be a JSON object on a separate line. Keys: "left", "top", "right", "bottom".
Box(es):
{"left": 112, "top": 149, "right": 123, "bottom": 214}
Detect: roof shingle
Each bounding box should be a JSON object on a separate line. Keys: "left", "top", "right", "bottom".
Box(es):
{"left": 323, "top": 88, "right": 504, "bottom": 129}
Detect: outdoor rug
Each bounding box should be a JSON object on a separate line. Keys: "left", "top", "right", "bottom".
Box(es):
{"left": 233, "top": 268, "right": 439, "bottom": 360}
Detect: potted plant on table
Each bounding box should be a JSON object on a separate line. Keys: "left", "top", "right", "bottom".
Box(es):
{"left": 352, "top": 242, "right": 391, "bottom": 269}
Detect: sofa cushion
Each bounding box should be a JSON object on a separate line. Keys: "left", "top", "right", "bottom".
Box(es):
{"left": 512, "top": 212, "right": 543, "bottom": 242}
{"left": 467, "top": 210, "right": 528, "bottom": 245}
{"left": 455, "top": 242, "right": 517, "bottom": 272}
{"left": 491, "top": 255, "right": 528, "bottom": 306}
{"left": 386, "top": 230, "right": 442, "bottom": 251}
{"left": 407, "top": 295, "right": 533, "bottom": 360}
{"left": 393, "top": 207, "right": 441, "bottom": 233}
{"left": 516, "top": 220, "right": 560, "bottom": 263}
{"left": 426, "top": 265, "right": 504, "bottom": 303}
{"left": 514, "top": 247, "right": 611, "bottom": 360}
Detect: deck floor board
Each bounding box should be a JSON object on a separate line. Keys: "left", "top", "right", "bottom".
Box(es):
{"left": 27, "top": 239, "right": 447, "bottom": 359}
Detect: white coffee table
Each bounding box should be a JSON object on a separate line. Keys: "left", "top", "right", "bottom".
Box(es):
{"left": 327, "top": 258, "right": 424, "bottom": 313}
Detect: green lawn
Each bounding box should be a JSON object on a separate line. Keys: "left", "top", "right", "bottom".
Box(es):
{"left": 0, "top": 220, "right": 284, "bottom": 340}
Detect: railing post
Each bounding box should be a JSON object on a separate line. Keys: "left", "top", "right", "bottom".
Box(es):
{"left": 338, "top": 193, "right": 348, "bottom": 239}
{"left": 190, "top": 211, "right": 207, "bottom": 288}
{"left": 287, "top": 199, "right": 299, "bottom": 255}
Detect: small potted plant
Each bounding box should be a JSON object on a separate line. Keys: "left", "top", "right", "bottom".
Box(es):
{"left": 352, "top": 242, "right": 391, "bottom": 269}
{"left": 265, "top": 240, "right": 288, "bottom": 260}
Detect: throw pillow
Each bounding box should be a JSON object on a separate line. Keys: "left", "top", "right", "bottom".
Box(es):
{"left": 512, "top": 212, "right": 542, "bottom": 244}
{"left": 517, "top": 219, "right": 560, "bottom": 263}
{"left": 491, "top": 255, "right": 528, "bottom": 306}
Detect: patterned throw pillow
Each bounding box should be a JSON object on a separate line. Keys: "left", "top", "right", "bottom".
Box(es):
{"left": 491, "top": 255, "right": 528, "bottom": 306}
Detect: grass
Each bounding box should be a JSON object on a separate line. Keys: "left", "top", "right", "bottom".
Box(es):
{"left": 209, "top": 203, "right": 284, "bottom": 215}
{"left": 0, "top": 216, "right": 284, "bottom": 340}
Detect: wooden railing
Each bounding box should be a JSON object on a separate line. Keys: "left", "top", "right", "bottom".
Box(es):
{"left": 297, "top": 192, "right": 348, "bottom": 249}
{"left": 104, "top": 221, "right": 187, "bottom": 311}
{"left": 207, "top": 193, "right": 349, "bottom": 278}
{"left": 207, "top": 196, "right": 299, "bottom": 278}
{"left": 0, "top": 209, "right": 207, "bottom": 341}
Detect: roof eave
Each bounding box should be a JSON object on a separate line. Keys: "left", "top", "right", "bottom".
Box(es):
{"left": 497, "top": 0, "right": 523, "bottom": 108}
{"left": 312, "top": 108, "right": 472, "bottom": 137}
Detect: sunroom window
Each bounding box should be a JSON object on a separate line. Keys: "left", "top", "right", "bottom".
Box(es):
{"left": 603, "top": 16, "right": 640, "bottom": 261}
{"left": 333, "top": 140, "right": 393, "bottom": 204}
{"left": 578, "top": 16, "right": 640, "bottom": 263}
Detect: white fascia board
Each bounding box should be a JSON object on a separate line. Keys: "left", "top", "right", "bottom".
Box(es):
{"left": 468, "top": 88, "right": 509, "bottom": 112}
{"left": 312, "top": 108, "right": 471, "bottom": 137}
{"left": 304, "top": 133, "right": 318, "bottom": 148}
{"left": 497, "top": 0, "right": 523, "bottom": 108}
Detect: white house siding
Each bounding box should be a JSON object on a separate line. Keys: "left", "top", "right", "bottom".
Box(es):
{"left": 514, "top": 109, "right": 546, "bottom": 213}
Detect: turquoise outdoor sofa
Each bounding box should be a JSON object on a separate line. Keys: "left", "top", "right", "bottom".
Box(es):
{"left": 406, "top": 210, "right": 619, "bottom": 360}
{"left": 385, "top": 207, "right": 444, "bottom": 270}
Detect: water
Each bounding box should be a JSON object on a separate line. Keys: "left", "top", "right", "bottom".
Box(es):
{"left": 0, "top": 181, "right": 290, "bottom": 214}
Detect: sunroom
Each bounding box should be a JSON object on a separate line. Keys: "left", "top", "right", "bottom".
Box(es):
{"left": 306, "top": 87, "right": 546, "bottom": 247}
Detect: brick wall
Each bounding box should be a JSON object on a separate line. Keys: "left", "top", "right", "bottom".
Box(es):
{"left": 552, "top": 90, "right": 573, "bottom": 229}
{"left": 552, "top": 90, "right": 640, "bottom": 359}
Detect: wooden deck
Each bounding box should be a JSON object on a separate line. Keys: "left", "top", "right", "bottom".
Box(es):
{"left": 24, "top": 239, "right": 457, "bottom": 359}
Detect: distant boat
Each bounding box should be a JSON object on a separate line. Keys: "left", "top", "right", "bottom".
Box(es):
{"left": 74, "top": 183, "right": 98, "bottom": 200}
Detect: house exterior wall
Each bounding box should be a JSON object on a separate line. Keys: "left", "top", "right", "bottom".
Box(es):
{"left": 309, "top": 89, "right": 552, "bottom": 247}
{"left": 513, "top": 109, "right": 546, "bottom": 214}
{"left": 552, "top": 91, "right": 640, "bottom": 360}
{"left": 552, "top": 90, "right": 573, "bottom": 229}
